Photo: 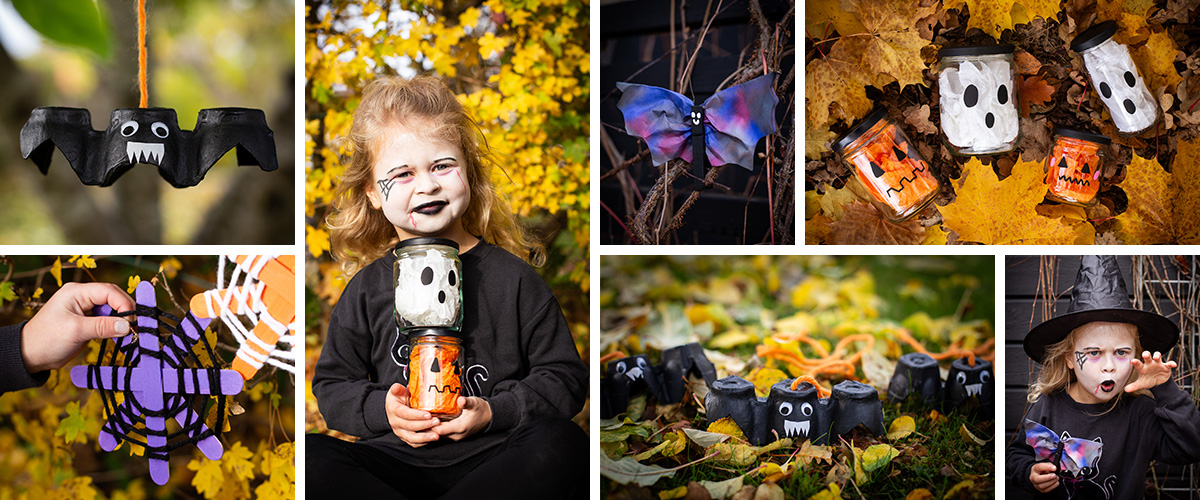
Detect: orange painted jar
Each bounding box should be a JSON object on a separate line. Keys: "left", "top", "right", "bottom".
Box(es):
{"left": 1043, "top": 127, "right": 1110, "bottom": 206}
{"left": 832, "top": 109, "right": 940, "bottom": 222}
{"left": 407, "top": 333, "right": 463, "bottom": 419}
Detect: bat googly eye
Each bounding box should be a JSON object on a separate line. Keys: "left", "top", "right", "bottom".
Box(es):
{"left": 637, "top": 358, "right": 649, "bottom": 369}
{"left": 801, "top": 402, "right": 813, "bottom": 416}
{"left": 614, "top": 362, "right": 626, "bottom": 374}
{"left": 778, "top": 402, "right": 792, "bottom": 416}
{"left": 981, "top": 371, "right": 991, "bottom": 383}
{"left": 956, "top": 372, "right": 967, "bottom": 384}
{"left": 151, "top": 122, "right": 169, "bottom": 138}
{"left": 120, "top": 120, "right": 139, "bottom": 137}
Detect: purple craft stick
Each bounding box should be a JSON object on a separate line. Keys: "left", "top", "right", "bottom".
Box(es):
{"left": 173, "top": 407, "right": 224, "bottom": 460}
{"left": 69, "top": 366, "right": 130, "bottom": 391}
{"left": 162, "top": 369, "right": 243, "bottom": 395}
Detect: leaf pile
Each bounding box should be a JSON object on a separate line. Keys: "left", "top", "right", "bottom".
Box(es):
{"left": 600, "top": 256, "right": 995, "bottom": 499}
{"left": 805, "top": 0, "right": 1200, "bottom": 245}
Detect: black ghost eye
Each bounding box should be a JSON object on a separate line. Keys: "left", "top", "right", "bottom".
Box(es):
{"left": 1123, "top": 99, "right": 1136, "bottom": 114}
{"left": 421, "top": 267, "right": 434, "bottom": 285}
{"left": 981, "top": 371, "right": 991, "bottom": 383}
{"left": 1124, "top": 71, "right": 1136, "bottom": 87}
{"left": 1100, "top": 82, "right": 1112, "bottom": 99}
{"left": 120, "top": 120, "right": 139, "bottom": 137}
{"left": 778, "top": 402, "right": 792, "bottom": 416}
{"left": 964, "top": 84, "right": 979, "bottom": 107}
{"left": 956, "top": 372, "right": 967, "bottom": 384}
{"left": 448, "top": 270, "right": 457, "bottom": 286}
{"left": 151, "top": 122, "right": 169, "bottom": 138}
{"left": 438, "top": 291, "right": 446, "bottom": 304}
{"left": 615, "top": 363, "right": 626, "bottom": 374}
{"left": 997, "top": 84, "right": 1008, "bottom": 105}
{"left": 801, "top": 402, "right": 813, "bottom": 416}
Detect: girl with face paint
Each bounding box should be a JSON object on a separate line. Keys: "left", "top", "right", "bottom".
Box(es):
{"left": 1007, "top": 256, "right": 1200, "bottom": 500}
{"left": 309, "top": 77, "right": 588, "bottom": 499}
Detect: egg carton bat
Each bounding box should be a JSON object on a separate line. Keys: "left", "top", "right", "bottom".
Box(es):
{"left": 704, "top": 376, "right": 886, "bottom": 447}
{"left": 599, "top": 343, "right": 718, "bottom": 419}
{"left": 21, "top": 106, "right": 277, "bottom": 188}
{"left": 886, "top": 353, "right": 994, "bottom": 414}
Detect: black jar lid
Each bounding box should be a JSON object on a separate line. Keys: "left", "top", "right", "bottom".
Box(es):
{"left": 395, "top": 237, "right": 460, "bottom": 251}
{"left": 831, "top": 108, "right": 888, "bottom": 154}
{"left": 1070, "top": 21, "right": 1118, "bottom": 52}
{"left": 937, "top": 44, "right": 1015, "bottom": 58}
{"left": 1053, "top": 127, "right": 1112, "bottom": 145}
{"left": 405, "top": 327, "right": 462, "bottom": 339}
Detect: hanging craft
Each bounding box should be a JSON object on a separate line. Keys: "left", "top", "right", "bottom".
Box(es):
{"left": 190, "top": 255, "right": 297, "bottom": 380}
{"left": 71, "top": 281, "right": 243, "bottom": 485}
{"left": 615, "top": 72, "right": 778, "bottom": 178}
{"left": 18, "top": 0, "right": 276, "bottom": 188}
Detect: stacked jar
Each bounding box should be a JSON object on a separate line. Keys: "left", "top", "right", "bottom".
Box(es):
{"left": 937, "top": 45, "right": 1020, "bottom": 155}
{"left": 831, "top": 108, "right": 940, "bottom": 222}
{"left": 1071, "top": 21, "right": 1160, "bottom": 135}
{"left": 1043, "top": 128, "right": 1111, "bottom": 206}
{"left": 393, "top": 237, "right": 465, "bottom": 420}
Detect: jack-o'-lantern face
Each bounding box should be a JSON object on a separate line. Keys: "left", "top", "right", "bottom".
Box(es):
{"left": 408, "top": 341, "right": 463, "bottom": 417}
{"left": 1045, "top": 139, "right": 1103, "bottom": 205}
{"left": 848, "top": 124, "right": 940, "bottom": 218}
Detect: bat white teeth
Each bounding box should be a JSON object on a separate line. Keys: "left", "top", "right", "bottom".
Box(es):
{"left": 624, "top": 366, "right": 644, "bottom": 382}
{"left": 783, "top": 419, "right": 809, "bottom": 438}
{"left": 126, "top": 141, "right": 165, "bottom": 165}
{"left": 965, "top": 383, "right": 982, "bottom": 397}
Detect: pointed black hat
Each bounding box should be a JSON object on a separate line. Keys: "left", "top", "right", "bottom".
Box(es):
{"left": 1024, "top": 255, "right": 1179, "bottom": 364}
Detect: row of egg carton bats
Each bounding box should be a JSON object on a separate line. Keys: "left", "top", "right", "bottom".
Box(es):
{"left": 602, "top": 345, "right": 994, "bottom": 447}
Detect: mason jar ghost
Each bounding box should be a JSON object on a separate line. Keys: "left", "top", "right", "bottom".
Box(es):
{"left": 937, "top": 45, "right": 1020, "bottom": 155}
{"left": 1071, "top": 21, "right": 1159, "bottom": 135}
{"left": 393, "top": 237, "right": 463, "bottom": 332}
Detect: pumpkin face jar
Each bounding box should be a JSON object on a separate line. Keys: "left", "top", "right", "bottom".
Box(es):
{"left": 832, "top": 109, "right": 940, "bottom": 222}
{"left": 1043, "top": 127, "right": 1111, "bottom": 206}
{"left": 407, "top": 334, "right": 464, "bottom": 419}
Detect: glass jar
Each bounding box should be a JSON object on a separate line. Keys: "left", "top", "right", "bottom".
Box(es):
{"left": 831, "top": 108, "right": 940, "bottom": 222}
{"left": 937, "top": 45, "right": 1019, "bottom": 155}
{"left": 1043, "top": 127, "right": 1111, "bottom": 206}
{"left": 1071, "top": 21, "right": 1159, "bottom": 135}
{"left": 408, "top": 334, "right": 463, "bottom": 419}
{"left": 393, "top": 238, "right": 462, "bottom": 333}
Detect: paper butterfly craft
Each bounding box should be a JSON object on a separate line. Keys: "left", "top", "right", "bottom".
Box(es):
{"left": 615, "top": 72, "right": 778, "bottom": 176}
{"left": 71, "top": 281, "right": 243, "bottom": 485}
{"left": 190, "top": 255, "right": 297, "bottom": 380}
{"left": 1022, "top": 419, "right": 1104, "bottom": 478}
{"left": 20, "top": 107, "right": 277, "bottom": 188}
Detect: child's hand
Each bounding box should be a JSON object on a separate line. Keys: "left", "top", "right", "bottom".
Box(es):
{"left": 21, "top": 283, "right": 134, "bottom": 373}
{"left": 1030, "top": 462, "right": 1059, "bottom": 492}
{"left": 384, "top": 383, "right": 441, "bottom": 447}
{"left": 432, "top": 396, "right": 491, "bottom": 441}
{"left": 1125, "top": 351, "right": 1177, "bottom": 393}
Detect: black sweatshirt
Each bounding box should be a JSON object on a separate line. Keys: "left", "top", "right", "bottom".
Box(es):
{"left": 313, "top": 241, "right": 587, "bottom": 466}
{"left": 0, "top": 322, "right": 49, "bottom": 395}
{"left": 1007, "top": 381, "right": 1200, "bottom": 499}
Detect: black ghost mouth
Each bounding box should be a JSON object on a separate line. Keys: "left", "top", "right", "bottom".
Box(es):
{"left": 413, "top": 201, "right": 448, "bottom": 215}
{"left": 126, "top": 141, "right": 164, "bottom": 165}
{"left": 427, "top": 384, "right": 461, "bottom": 394}
{"left": 1099, "top": 380, "right": 1115, "bottom": 393}
{"left": 985, "top": 112, "right": 995, "bottom": 128}
{"left": 783, "top": 419, "right": 810, "bottom": 438}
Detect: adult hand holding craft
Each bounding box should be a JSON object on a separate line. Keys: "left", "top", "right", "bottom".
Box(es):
{"left": 21, "top": 282, "right": 134, "bottom": 374}
{"left": 1125, "top": 351, "right": 1177, "bottom": 392}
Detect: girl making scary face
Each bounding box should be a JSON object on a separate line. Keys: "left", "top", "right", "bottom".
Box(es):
{"left": 366, "top": 120, "right": 475, "bottom": 245}
{"left": 1066, "top": 321, "right": 1137, "bottom": 404}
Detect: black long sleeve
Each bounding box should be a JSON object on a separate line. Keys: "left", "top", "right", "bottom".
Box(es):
{"left": 312, "top": 242, "right": 587, "bottom": 466}
{"left": 0, "top": 322, "right": 50, "bottom": 395}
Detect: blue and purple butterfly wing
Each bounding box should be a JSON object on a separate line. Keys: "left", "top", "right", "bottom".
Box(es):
{"left": 615, "top": 82, "right": 694, "bottom": 166}
{"left": 701, "top": 73, "right": 779, "bottom": 171}
{"left": 1059, "top": 438, "right": 1103, "bottom": 476}
{"left": 1022, "top": 419, "right": 1060, "bottom": 462}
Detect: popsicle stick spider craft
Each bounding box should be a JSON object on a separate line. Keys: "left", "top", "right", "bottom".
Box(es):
{"left": 70, "top": 281, "right": 243, "bottom": 485}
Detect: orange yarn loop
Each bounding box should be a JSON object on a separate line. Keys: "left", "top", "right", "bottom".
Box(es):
{"left": 789, "top": 375, "right": 832, "bottom": 399}
{"left": 138, "top": 0, "right": 148, "bottom": 108}
{"left": 599, "top": 351, "right": 627, "bottom": 365}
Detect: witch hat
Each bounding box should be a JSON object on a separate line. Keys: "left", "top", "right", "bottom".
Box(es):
{"left": 1024, "top": 256, "right": 1179, "bottom": 364}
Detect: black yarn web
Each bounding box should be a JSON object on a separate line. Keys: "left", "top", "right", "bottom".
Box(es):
{"left": 83, "top": 304, "right": 229, "bottom": 461}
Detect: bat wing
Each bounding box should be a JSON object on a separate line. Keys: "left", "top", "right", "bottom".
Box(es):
{"left": 1021, "top": 419, "right": 1060, "bottom": 462}
{"left": 1059, "top": 437, "right": 1103, "bottom": 476}
{"left": 175, "top": 108, "right": 277, "bottom": 188}
{"left": 20, "top": 107, "right": 111, "bottom": 185}
{"left": 615, "top": 82, "right": 693, "bottom": 166}
{"left": 701, "top": 73, "right": 779, "bottom": 171}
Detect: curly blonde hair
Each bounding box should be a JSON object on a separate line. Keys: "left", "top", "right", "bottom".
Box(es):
{"left": 327, "top": 76, "right": 545, "bottom": 276}
{"left": 1028, "top": 321, "right": 1148, "bottom": 408}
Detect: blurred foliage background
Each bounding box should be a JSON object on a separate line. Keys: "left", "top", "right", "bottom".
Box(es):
{"left": 0, "top": 255, "right": 295, "bottom": 499}
{"left": 304, "top": 0, "right": 591, "bottom": 436}
{"left": 0, "top": 0, "right": 294, "bottom": 244}
{"left": 600, "top": 255, "right": 996, "bottom": 499}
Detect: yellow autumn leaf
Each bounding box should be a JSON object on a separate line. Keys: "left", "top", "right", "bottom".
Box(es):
{"left": 158, "top": 257, "right": 183, "bottom": 279}
{"left": 861, "top": 443, "right": 901, "bottom": 472}
{"left": 943, "top": 479, "right": 976, "bottom": 498}
{"left": 959, "top": 0, "right": 1015, "bottom": 38}
{"left": 939, "top": 157, "right": 1079, "bottom": 244}
{"left": 1133, "top": 31, "right": 1182, "bottom": 92}
{"left": 907, "top": 488, "right": 934, "bottom": 500}
{"left": 747, "top": 367, "right": 790, "bottom": 397}
{"left": 806, "top": 37, "right": 874, "bottom": 130}
{"left": 306, "top": 225, "right": 331, "bottom": 258}
{"left": 51, "top": 258, "right": 62, "bottom": 287}
{"left": 887, "top": 415, "right": 916, "bottom": 440}
{"left": 188, "top": 456, "right": 225, "bottom": 499}
{"left": 1115, "top": 153, "right": 1173, "bottom": 244}
{"left": 70, "top": 255, "right": 96, "bottom": 269}
{"left": 805, "top": 0, "right": 867, "bottom": 37}
{"left": 657, "top": 486, "right": 688, "bottom": 499}
{"left": 810, "top": 483, "right": 842, "bottom": 500}
{"left": 222, "top": 442, "right": 256, "bottom": 481}
{"left": 706, "top": 416, "right": 747, "bottom": 441}
{"left": 127, "top": 276, "right": 141, "bottom": 294}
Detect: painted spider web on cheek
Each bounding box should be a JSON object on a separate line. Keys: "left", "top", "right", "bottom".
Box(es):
{"left": 70, "top": 281, "right": 244, "bottom": 485}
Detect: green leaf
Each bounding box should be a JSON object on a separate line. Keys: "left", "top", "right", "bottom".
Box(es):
{"left": 599, "top": 454, "right": 675, "bottom": 487}
{"left": 12, "top": 0, "right": 112, "bottom": 58}
{"left": 0, "top": 282, "right": 16, "bottom": 306}
{"left": 55, "top": 402, "right": 87, "bottom": 445}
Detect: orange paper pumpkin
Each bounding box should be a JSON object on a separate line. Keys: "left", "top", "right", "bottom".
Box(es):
{"left": 844, "top": 123, "right": 939, "bottom": 221}
{"left": 1043, "top": 130, "right": 1109, "bottom": 206}
{"left": 408, "top": 336, "right": 463, "bottom": 419}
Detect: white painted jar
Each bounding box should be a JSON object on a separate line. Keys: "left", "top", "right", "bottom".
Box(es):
{"left": 1071, "top": 21, "right": 1159, "bottom": 135}
{"left": 937, "top": 45, "right": 1019, "bottom": 155}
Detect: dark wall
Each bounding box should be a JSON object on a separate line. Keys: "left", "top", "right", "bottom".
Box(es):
{"left": 1005, "top": 255, "right": 1198, "bottom": 498}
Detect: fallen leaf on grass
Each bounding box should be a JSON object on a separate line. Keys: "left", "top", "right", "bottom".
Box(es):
{"left": 634, "top": 430, "right": 689, "bottom": 461}
{"left": 959, "top": 424, "right": 988, "bottom": 446}
{"left": 659, "top": 485, "right": 688, "bottom": 499}
{"left": 600, "top": 454, "right": 675, "bottom": 487}
{"left": 906, "top": 488, "right": 934, "bottom": 500}
{"left": 710, "top": 439, "right": 792, "bottom": 467}
{"left": 707, "top": 417, "right": 748, "bottom": 441}
{"left": 887, "top": 415, "right": 916, "bottom": 440}
{"left": 796, "top": 440, "right": 835, "bottom": 466}
{"left": 810, "top": 483, "right": 842, "bottom": 500}
{"left": 943, "top": 478, "right": 976, "bottom": 499}
{"left": 700, "top": 474, "right": 746, "bottom": 499}
{"left": 683, "top": 428, "right": 732, "bottom": 448}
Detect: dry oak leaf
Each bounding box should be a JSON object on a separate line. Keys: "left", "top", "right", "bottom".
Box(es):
{"left": 1019, "top": 75, "right": 1055, "bottom": 117}
{"left": 938, "top": 158, "right": 1080, "bottom": 244}
{"left": 806, "top": 37, "right": 874, "bottom": 130}
{"left": 806, "top": 214, "right": 835, "bottom": 244}
{"left": 1116, "top": 141, "right": 1200, "bottom": 244}
{"left": 828, "top": 201, "right": 925, "bottom": 244}
{"left": 904, "top": 104, "right": 938, "bottom": 135}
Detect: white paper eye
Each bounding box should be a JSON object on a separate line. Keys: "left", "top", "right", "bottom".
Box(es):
{"left": 778, "top": 402, "right": 793, "bottom": 416}
{"left": 956, "top": 372, "right": 967, "bottom": 384}
{"left": 637, "top": 357, "right": 649, "bottom": 369}
{"left": 801, "top": 402, "right": 813, "bottom": 416}
{"left": 151, "top": 122, "right": 169, "bottom": 138}
{"left": 615, "top": 362, "right": 627, "bottom": 374}
{"left": 981, "top": 371, "right": 991, "bottom": 383}
{"left": 120, "top": 120, "right": 139, "bottom": 137}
